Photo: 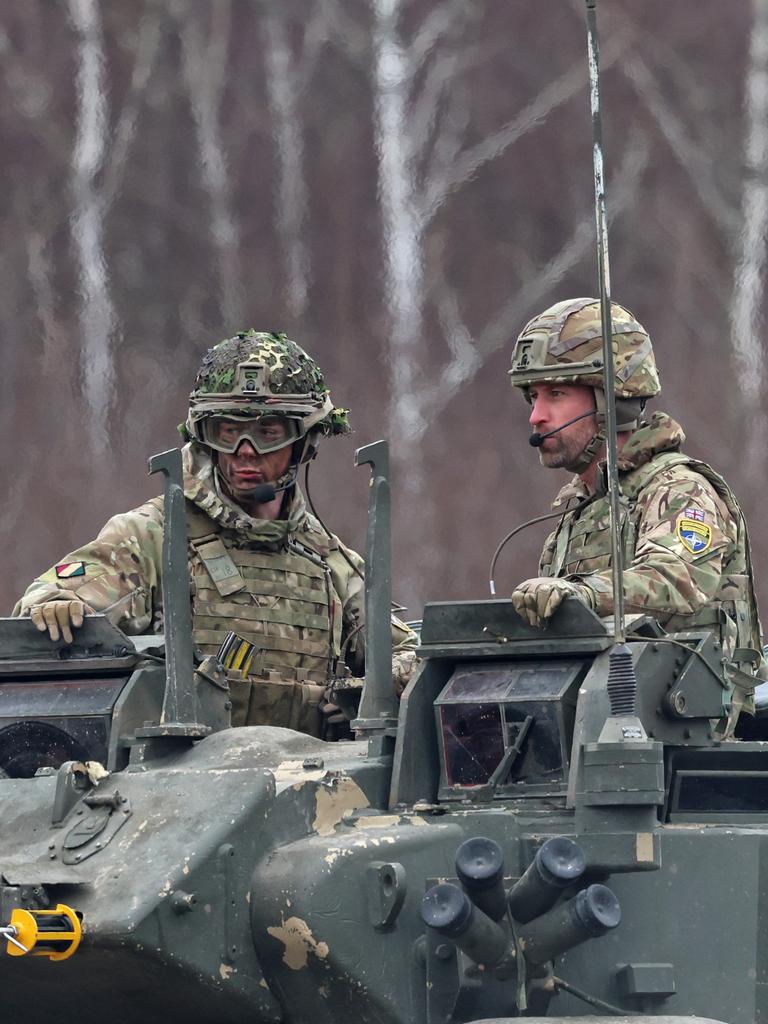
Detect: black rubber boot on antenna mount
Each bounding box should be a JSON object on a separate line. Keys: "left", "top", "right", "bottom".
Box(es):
{"left": 606, "top": 643, "right": 637, "bottom": 717}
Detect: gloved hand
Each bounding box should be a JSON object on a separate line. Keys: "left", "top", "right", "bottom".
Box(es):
{"left": 511, "top": 578, "right": 592, "bottom": 629}
{"left": 320, "top": 680, "right": 361, "bottom": 741}
{"left": 392, "top": 650, "right": 418, "bottom": 697}
{"left": 319, "top": 695, "right": 349, "bottom": 729}
{"left": 29, "top": 599, "right": 92, "bottom": 643}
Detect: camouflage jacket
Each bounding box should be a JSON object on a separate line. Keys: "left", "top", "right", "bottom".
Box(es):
{"left": 15, "top": 444, "right": 416, "bottom": 730}
{"left": 540, "top": 412, "right": 764, "bottom": 704}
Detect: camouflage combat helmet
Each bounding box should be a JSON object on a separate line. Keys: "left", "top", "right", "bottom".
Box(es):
{"left": 186, "top": 330, "right": 349, "bottom": 465}
{"left": 509, "top": 298, "right": 660, "bottom": 471}
{"left": 510, "top": 298, "right": 660, "bottom": 402}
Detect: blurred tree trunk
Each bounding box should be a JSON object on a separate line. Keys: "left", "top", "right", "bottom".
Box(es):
{"left": 68, "top": 0, "right": 117, "bottom": 459}
{"left": 730, "top": 0, "right": 768, "bottom": 469}
{"left": 179, "top": 0, "right": 245, "bottom": 329}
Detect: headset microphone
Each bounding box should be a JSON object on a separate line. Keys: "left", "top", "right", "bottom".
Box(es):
{"left": 529, "top": 409, "right": 595, "bottom": 447}
{"left": 250, "top": 484, "right": 277, "bottom": 503}
{"left": 248, "top": 476, "right": 298, "bottom": 504}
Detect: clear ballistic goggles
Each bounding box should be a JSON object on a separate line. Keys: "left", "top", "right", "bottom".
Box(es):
{"left": 199, "top": 413, "right": 302, "bottom": 454}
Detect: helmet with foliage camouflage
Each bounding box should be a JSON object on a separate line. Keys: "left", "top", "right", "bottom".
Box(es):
{"left": 509, "top": 297, "right": 660, "bottom": 404}
{"left": 185, "top": 330, "right": 350, "bottom": 463}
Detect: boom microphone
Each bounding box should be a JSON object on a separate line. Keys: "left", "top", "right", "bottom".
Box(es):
{"left": 529, "top": 409, "right": 595, "bottom": 447}
{"left": 247, "top": 470, "right": 301, "bottom": 504}
{"left": 250, "top": 484, "right": 277, "bottom": 503}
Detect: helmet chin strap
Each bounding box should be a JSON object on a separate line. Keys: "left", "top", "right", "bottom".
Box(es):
{"left": 567, "top": 389, "right": 645, "bottom": 475}
{"left": 568, "top": 428, "right": 606, "bottom": 475}
{"left": 254, "top": 431, "right": 322, "bottom": 502}
{"left": 558, "top": 388, "right": 603, "bottom": 475}
{"left": 269, "top": 463, "right": 299, "bottom": 498}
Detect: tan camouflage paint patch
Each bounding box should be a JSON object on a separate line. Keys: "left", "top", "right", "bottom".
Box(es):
{"left": 266, "top": 916, "right": 329, "bottom": 970}
{"left": 313, "top": 777, "right": 369, "bottom": 837}
{"left": 635, "top": 832, "right": 655, "bottom": 863}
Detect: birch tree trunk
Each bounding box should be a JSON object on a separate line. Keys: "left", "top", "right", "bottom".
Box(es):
{"left": 68, "top": 0, "right": 117, "bottom": 458}
{"left": 180, "top": 2, "right": 244, "bottom": 330}
{"left": 262, "top": 6, "right": 311, "bottom": 322}
{"left": 730, "top": 0, "right": 768, "bottom": 469}
{"left": 373, "top": 0, "right": 426, "bottom": 477}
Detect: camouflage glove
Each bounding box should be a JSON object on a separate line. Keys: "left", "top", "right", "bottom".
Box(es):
{"left": 319, "top": 693, "right": 348, "bottom": 729}
{"left": 511, "top": 578, "right": 593, "bottom": 629}
{"left": 320, "top": 679, "right": 363, "bottom": 742}
{"left": 392, "top": 650, "right": 418, "bottom": 697}
{"left": 28, "top": 599, "right": 92, "bottom": 644}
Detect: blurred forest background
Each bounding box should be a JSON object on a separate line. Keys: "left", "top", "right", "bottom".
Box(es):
{"left": 3, "top": 0, "right": 768, "bottom": 622}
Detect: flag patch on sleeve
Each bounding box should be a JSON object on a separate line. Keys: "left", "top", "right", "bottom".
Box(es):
{"left": 55, "top": 561, "right": 86, "bottom": 579}
{"left": 683, "top": 507, "right": 706, "bottom": 522}
{"left": 676, "top": 519, "right": 712, "bottom": 555}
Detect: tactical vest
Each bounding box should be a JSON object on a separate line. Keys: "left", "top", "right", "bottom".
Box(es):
{"left": 539, "top": 453, "right": 764, "bottom": 713}
{"left": 183, "top": 501, "right": 343, "bottom": 734}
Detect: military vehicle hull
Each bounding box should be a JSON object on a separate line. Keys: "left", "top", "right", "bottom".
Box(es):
{"left": 0, "top": 706, "right": 756, "bottom": 1023}
{"left": 0, "top": 453, "right": 755, "bottom": 1024}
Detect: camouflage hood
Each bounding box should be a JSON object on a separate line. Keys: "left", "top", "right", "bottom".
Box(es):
{"left": 615, "top": 411, "right": 685, "bottom": 475}
{"left": 181, "top": 442, "right": 309, "bottom": 544}
{"left": 552, "top": 411, "right": 685, "bottom": 506}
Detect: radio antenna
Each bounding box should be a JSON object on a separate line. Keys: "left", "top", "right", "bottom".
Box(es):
{"left": 585, "top": 0, "right": 625, "bottom": 645}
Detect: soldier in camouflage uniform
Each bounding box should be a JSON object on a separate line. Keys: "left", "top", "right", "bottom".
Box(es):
{"left": 508, "top": 298, "right": 764, "bottom": 734}
{"left": 15, "top": 331, "right": 416, "bottom": 735}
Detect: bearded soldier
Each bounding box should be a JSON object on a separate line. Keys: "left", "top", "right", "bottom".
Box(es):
{"left": 508, "top": 298, "right": 764, "bottom": 734}
{"left": 15, "top": 330, "right": 416, "bottom": 734}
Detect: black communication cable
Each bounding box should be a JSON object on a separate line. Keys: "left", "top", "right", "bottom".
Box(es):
{"left": 553, "top": 974, "right": 628, "bottom": 1016}
{"left": 303, "top": 461, "right": 408, "bottom": 616}
{"left": 304, "top": 461, "right": 364, "bottom": 581}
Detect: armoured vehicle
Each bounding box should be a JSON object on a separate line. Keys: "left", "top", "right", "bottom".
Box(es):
{"left": 1, "top": 5, "right": 759, "bottom": 1021}
{"left": 0, "top": 442, "right": 764, "bottom": 1024}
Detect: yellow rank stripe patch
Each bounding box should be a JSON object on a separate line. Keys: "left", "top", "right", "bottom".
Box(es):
{"left": 676, "top": 518, "right": 712, "bottom": 556}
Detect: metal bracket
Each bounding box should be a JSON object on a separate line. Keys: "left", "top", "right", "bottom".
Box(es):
{"left": 60, "top": 792, "right": 132, "bottom": 864}
{"left": 141, "top": 448, "right": 211, "bottom": 738}
{"left": 366, "top": 861, "right": 406, "bottom": 928}
{"left": 51, "top": 761, "right": 92, "bottom": 826}
{"left": 665, "top": 631, "right": 726, "bottom": 719}
{"left": 352, "top": 441, "right": 398, "bottom": 741}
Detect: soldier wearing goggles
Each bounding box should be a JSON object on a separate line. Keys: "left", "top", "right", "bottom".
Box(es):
{"left": 15, "top": 330, "right": 417, "bottom": 736}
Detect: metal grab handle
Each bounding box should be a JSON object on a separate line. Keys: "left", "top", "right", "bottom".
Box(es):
{"left": 353, "top": 441, "right": 397, "bottom": 733}
{"left": 146, "top": 448, "right": 206, "bottom": 734}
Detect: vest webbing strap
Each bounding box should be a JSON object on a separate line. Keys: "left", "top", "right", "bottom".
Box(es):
{"left": 194, "top": 577, "right": 327, "bottom": 604}
{"left": 195, "top": 603, "right": 330, "bottom": 630}
{"left": 184, "top": 497, "right": 337, "bottom": 675}
{"left": 216, "top": 549, "right": 327, "bottom": 577}
{"left": 195, "top": 644, "right": 330, "bottom": 685}
{"left": 193, "top": 627, "right": 330, "bottom": 658}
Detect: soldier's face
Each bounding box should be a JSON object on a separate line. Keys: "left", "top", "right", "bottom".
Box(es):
{"left": 528, "top": 383, "right": 597, "bottom": 471}
{"left": 217, "top": 439, "right": 294, "bottom": 502}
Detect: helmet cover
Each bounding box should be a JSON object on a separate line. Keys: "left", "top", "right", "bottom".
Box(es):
{"left": 185, "top": 331, "right": 350, "bottom": 457}
{"left": 509, "top": 298, "right": 660, "bottom": 400}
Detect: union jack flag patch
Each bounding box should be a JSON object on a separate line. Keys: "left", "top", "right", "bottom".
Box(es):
{"left": 683, "top": 507, "right": 705, "bottom": 522}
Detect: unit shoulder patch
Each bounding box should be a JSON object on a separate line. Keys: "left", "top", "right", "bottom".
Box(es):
{"left": 676, "top": 518, "right": 712, "bottom": 555}
{"left": 54, "top": 561, "right": 86, "bottom": 579}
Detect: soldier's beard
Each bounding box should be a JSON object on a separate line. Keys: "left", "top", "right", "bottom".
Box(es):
{"left": 537, "top": 417, "right": 598, "bottom": 473}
